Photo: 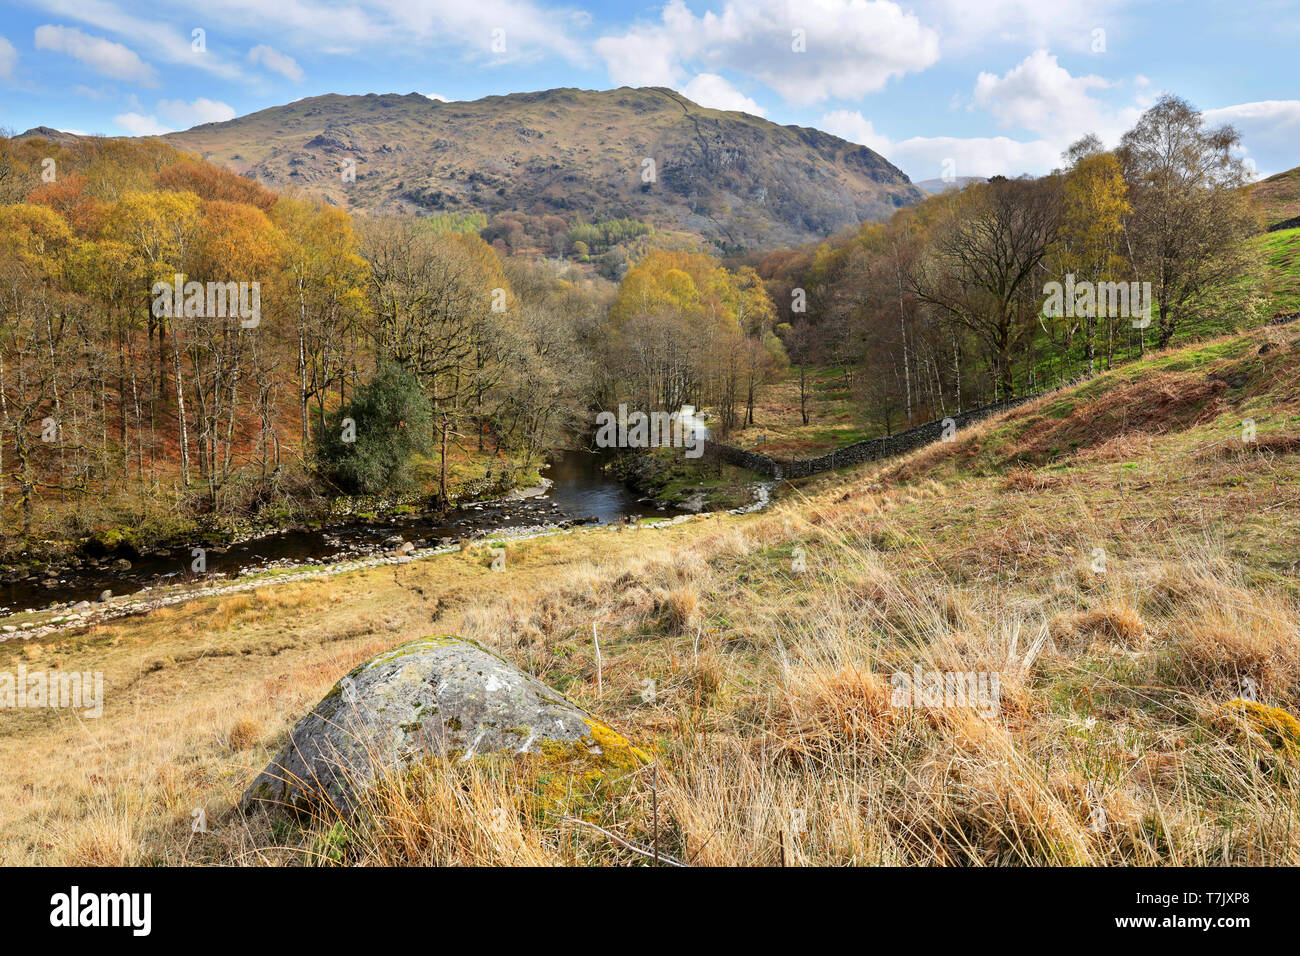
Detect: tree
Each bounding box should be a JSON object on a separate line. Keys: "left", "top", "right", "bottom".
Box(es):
{"left": 0, "top": 204, "right": 84, "bottom": 528}
{"left": 315, "top": 364, "right": 431, "bottom": 495}
{"left": 272, "top": 197, "right": 368, "bottom": 448}
{"left": 1046, "top": 138, "right": 1131, "bottom": 374}
{"left": 911, "top": 176, "right": 1061, "bottom": 398}
{"left": 179, "top": 199, "right": 282, "bottom": 505}
{"left": 1118, "top": 94, "right": 1262, "bottom": 348}
{"left": 606, "top": 250, "right": 775, "bottom": 420}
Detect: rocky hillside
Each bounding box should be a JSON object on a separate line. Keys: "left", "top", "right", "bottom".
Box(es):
{"left": 160, "top": 87, "right": 922, "bottom": 251}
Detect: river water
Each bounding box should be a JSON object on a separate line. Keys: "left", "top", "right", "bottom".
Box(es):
{"left": 0, "top": 451, "right": 674, "bottom": 616}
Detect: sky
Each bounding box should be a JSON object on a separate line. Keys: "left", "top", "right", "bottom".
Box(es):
{"left": 1, "top": 0, "right": 1298, "bottom": 181}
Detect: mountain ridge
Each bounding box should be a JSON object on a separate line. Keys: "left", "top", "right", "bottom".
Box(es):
{"left": 155, "top": 86, "right": 922, "bottom": 251}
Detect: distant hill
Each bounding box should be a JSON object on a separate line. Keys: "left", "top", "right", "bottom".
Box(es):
{"left": 159, "top": 88, "right": 923, "bottom": 252}
{"left": 1250, "top": 165, "right": 1300, "bottom": 231}
{"left": 913, "top": 176, "right": 987, "bottom": 195}
{"left": 13, "top": 126, "right": 85, "bottom": 146}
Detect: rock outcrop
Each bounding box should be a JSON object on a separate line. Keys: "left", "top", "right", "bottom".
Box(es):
{"left": 241, "top": 634, "right": 645, "bottom": 814}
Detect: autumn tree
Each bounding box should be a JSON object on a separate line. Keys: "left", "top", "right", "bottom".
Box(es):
{"left": 1118, "top": 94, "right": 1262, "bottom": 348}
{"left": 1044, "top": 136, "right": 1132, "bottom": 374}
{"left": 911, "top": 176, "right": 1062, "bottom": 398}
{"left": 272, "top": 197, "right": 368, "bottom": 447}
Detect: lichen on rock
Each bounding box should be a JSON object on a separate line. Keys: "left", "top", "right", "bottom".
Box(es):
{"left": 240, "top": 634, "right": 645, "bottom": 815}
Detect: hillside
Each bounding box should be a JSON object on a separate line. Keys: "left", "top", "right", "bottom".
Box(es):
{"left": 4, "top": 320, "right": 1299, "bottom": 865}
{"left": 1250, "top": 165, "right": 1300, "bottom": 230}
{"left": 913, "top": 175, "right": 987, "bottom": 194}
{"left": 159, "top": 88, "right": 922, "bottom": 252}
{"left": 1259, "top": 226, "right": 1300, "bottom": 313}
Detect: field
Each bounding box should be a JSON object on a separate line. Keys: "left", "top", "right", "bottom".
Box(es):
{"left": 4, "top": 320, "right": 1299, "bottom": 865}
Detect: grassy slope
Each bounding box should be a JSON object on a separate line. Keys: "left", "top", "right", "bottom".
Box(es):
{"left": 5, "top": 322, "right": 1300, "bottom": 865}
{"left": 1251, "top": 165, "right": 1300, "bottom": 229}
{"left": 1258, "top": 226, "right": 1300, "bottom": 314}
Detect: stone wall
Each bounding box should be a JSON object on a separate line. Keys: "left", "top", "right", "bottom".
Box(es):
{"left": 704, "top": 393, "right": 1041, "bottom": 480}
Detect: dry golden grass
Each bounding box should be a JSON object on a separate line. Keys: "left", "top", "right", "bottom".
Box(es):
{"left": 4, "top": 327, "right": 1300, "bottom": 865}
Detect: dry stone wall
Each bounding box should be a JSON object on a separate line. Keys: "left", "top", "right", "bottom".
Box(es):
{"left": 705, "top": 394, "right": 1040, "bottom": 480}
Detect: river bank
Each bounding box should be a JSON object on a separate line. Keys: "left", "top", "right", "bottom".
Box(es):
{"left": 0, "top": 443, "right": 777, "bottom": 619}
{"left": 0, "top": 477, "right": 774, "bottom": 641}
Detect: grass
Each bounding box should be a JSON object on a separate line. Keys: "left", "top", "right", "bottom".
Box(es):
{"left": 610, "top": 448, "right": 758, "bottom": 509}
{"left": 1250, "top": 166, "right": 1300, "bottom": 229}
{"left": 1257, "top": 227, "right": 1300, "bottom": 314}
{"left": 725, "top": 365, "right": 885, "bottom": 457}
{"left": 4, "top": 321, "right": 1300, "bottom": 865}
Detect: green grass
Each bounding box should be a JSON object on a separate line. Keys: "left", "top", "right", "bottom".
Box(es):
{"left": 1258, "top": 227, "right": 1300, "bottom": 313}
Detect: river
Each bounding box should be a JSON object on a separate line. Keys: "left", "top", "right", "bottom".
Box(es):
{"left": 0, "top": 450, "right": 677, "bottom": 616}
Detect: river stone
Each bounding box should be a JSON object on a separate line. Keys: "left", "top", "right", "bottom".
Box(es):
{"left": 241, "top": 634, "right": 643, "bottom": 815}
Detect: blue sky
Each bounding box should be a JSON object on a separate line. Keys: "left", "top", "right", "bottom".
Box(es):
{"left": 1, "top": 0, "right": 1297, "bottom": 180}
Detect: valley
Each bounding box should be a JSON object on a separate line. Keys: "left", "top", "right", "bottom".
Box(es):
{"left": 2, "top": 322, "right": 1297, "bottom": 865}
{"left": 2, "top": 62, "right": 1297, "bottom": 876}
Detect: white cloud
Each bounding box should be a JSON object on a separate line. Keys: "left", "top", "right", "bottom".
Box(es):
{"left": 973, "top": 50, "right": 1112, "bottom": 139}
{"left": 825, "top": 69, "right": 1300, "bottom": 184}
{"left": 28, "top": 0, "right": 588, "bottom": 78}
{"left": 34, "top": 24, "right": 157, "bottom": 84}
{"left": 115, "top": 97, "right": 236, "bottom": 137}
{"left": 386, "top": 0, "right": 588, "bottom": 64}
{"left": 73, "top": 83, "right": 116, "bottom": 100}
{"left": 169, "top": 0, "right": 586, "bottom": 64}
{"left": 247, "top": 44, "right": 303, "bottom": 82}
{"left": 113, "top": 111, "right": 171, "bottom": 135}
{"left": 422, "top": 92, "right": 449, "bottom": 102}
{"left": 1202, "top": 100, "right": 1300, "bottom": 178}
{"left": 680, "top": 73, "right": 767, "bottom": 116}
{"left": 899, "top": 50, "right": 1147, "bottom": 175}
{"left": 820, "top": 110, "right": 895, "bottom": 155}
{"left": 822, "top": 108, "right": 1062, "bottom": 180}
{"left": 29, "top": 0, "right": 244, "bottom": 80}
{"left": 0, "top": 35, "right": 16, "bottom": 79}
{"left": 597, "top": 0, "right": 939, "bottom": 107}
{"left": 594, "top": 2, "right": 693, "bottom": 87}
{"left": 157, "top": 97, "right": 237, "bottom": 127}
{"left": 917, "top": 0, "right": 1129, "bottom": 54}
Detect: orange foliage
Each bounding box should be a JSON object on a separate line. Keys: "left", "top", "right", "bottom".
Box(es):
{"left": 155, "top": 160, "right": 277, "bottom": 213}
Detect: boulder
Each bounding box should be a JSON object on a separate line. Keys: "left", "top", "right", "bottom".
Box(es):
{"left": 241, "top": 635, "right": 645, "bottom": 815}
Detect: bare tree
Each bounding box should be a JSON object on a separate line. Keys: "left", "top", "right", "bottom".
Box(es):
{"left": 911, "top": 176, "right": 1061, "bottom": 398}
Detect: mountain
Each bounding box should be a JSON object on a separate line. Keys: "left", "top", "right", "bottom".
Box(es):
{"left": 12, "top": 126, "right": 85, "bottom": 146}
{"left": 1250, "top": 165, "right": 1300, "bottom": 231}
{"left": 160, "top": 87, "right": 923, "bottom": 251}
{"left": 913, "top": 175, "right": 987, "bottom": 194}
